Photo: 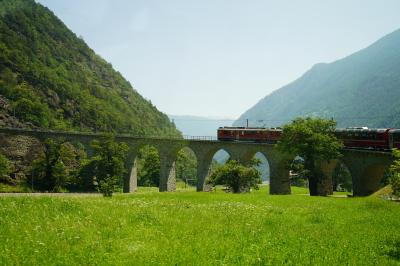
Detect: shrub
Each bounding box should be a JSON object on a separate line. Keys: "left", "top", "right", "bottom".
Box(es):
{"left": 98, "top": 175, "right": 119, "bottom": 197}
{"left": 208, "top": 159, "right": 261, "bottom": 193}
{"left": 0, "top": 153, "right": 12, "bottom": 183}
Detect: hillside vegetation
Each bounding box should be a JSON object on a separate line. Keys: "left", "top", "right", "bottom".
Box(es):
{"left": 236, "top": 29, "right": 400, "bottom": 128}
{"left": 0, "top": 187, "right": 399, "bottom": 265}
{"left": 0, "top": 0, "right": 180, "bottom": 137}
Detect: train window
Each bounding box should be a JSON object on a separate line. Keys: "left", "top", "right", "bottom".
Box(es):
{"left": 361, "top": 132, "right": 366, "bottom": 139}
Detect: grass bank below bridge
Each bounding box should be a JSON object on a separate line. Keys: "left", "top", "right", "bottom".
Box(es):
{"left": 0, "top": 186, "right": 399, "bottom": 265}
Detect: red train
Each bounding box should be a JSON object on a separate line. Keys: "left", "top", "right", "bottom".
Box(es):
{"left": 217, "top": 127, "right": 282, "bottom": 144}
{"left": 217, "top": 126, "right": 400, "bottom": 150}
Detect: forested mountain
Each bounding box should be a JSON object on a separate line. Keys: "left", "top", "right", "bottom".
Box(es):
{"left": 0, "top": 0, "right": 180, "bottom": 137}
{"left": 236, "top": 29, "right": 400, "bottom": 128}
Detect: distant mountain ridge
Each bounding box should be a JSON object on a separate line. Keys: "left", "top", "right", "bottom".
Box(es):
{"left": 0, "top": 0, "right": 180, "bottom": 137}
{"left": 235, "top": 29, "right": 400, "bottom": 128}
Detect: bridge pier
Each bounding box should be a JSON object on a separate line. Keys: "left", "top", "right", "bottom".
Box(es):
{"left": 128, "top": 157, "right": 138, "bottom": 193}
{"left": 159, "top": 153, "right": 177, "bottom": 192}
{"left": 345, "top": 162, "right": 389, "bottom": 196}
{"left": 123, "top": 153, "right": 138, "bottom": 193}
{"left": 315, "top": 160, "right": 337, "bottom": 196}
{"left": 196, "top": 159, "right": 211, "bottom": 191}
{"left": 268, "top": 152, "right": 291, "bottom": 195}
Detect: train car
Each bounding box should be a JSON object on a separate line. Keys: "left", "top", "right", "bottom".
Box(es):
{"left": 217, "top": 127, "right": 282, "bottom": 143}
{"left": 334, "top": 128, "right": 391, "bottom": 150}
{"left": 389, "top": 129, "right": 400, "bottom": 149}
{"left": 218, "top": 126, "right": 400, "bottom": 150}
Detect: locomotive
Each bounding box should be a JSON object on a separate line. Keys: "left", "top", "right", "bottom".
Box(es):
{"left": 217, "top": 126, "right": 400, "bottom": 150}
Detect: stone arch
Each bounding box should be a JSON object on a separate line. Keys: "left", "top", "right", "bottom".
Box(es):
{"left": 212, "top": 148, "right": 231, "bottom": 165}
{"left": 125, "top": 144, "right": 162, "bottom": 192}
{"left": 356, "top": 163, "right": 388, "bottom": 196}
{"left": 193, "top": 148, "right": 232, "bottom": 192}
{"left": 341, "top": 151, "right": 392, "bottom": 196}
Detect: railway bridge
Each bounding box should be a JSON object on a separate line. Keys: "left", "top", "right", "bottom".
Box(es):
{"left": 0, "top": 128, "right": 393, "bottom": 196}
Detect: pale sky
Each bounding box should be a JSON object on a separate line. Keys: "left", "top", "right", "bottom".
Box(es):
{"left": 36, "top": 0, "right": 400, "bottom": 119}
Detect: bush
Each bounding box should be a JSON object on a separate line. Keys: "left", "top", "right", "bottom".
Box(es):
{"left": 208, "top": 159, "right": 262, "bottom": 193}
{"left": 0, "top": 153, "right": 13, "bottom": 183}
{"left": 98, "top": 175, "right": 119, "bottom": 197}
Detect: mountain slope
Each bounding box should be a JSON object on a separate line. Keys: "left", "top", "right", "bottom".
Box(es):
{"left": 236, "top": 29, "right": 400, "bottom": 128}
{"left": 0, "top": 0, "right": 180, "bottom": 137}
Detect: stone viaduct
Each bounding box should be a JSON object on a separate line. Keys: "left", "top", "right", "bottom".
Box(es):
{"left": 0, "top": 128, "right": 393, "bottom": 196}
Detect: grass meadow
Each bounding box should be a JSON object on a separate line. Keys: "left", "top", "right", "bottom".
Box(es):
{"left": 0, "top": 186, "right": 399, "bottom": 265}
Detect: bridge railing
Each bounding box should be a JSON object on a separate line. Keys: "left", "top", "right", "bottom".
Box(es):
{"left": 0, "top": 127, "right": 220, "bottom": 142}
{"left": 183, "top": 135, "right": 217, "bottom": 141}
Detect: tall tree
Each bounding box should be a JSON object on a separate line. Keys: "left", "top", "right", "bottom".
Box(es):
{"left": 85, "top": 135, "right": 129, "bottom": 196}
{"left": 30, "top": 139, "right": 85, "bottom": 192}
{"left": 137, "top": 145, "right": 160, "bottom": 187}
{"left": 277, "top": 117, "right": 343, "bottom": 196}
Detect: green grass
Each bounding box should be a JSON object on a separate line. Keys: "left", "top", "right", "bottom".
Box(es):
{"left": 0, "top": 187, "right": 399, "bottom": 265}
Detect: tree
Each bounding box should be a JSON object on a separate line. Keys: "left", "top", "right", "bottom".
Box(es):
{"left": 277, "top": 117, "right": 343, "bottom": 196}
{"left": 86, "top": 135, "right": 129, "bottom": 196}
{"left": 30, "top": 139, "right": 86, "bottom": 192}
{"left": 207, "top": 159, "right": 262, "bottom": 193}
{"left": 137, "top": 145, "right": 160, "bottom": 187}
{"left": 389, "top": 149, "right": 400, "bottom": 197}
{"left": 30, "top": 139, "right": 67, "bottom": 192}
{"left": 176, "top": 148, "right": 197, "bottom": 185}
{"left": 332, "top": 162, "right": 352, "bottom": 192}
{"left": 0, "top": 153, "right": 13, "bottom": 183}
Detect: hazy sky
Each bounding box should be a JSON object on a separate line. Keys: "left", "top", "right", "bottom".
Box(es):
{"left": 36, "top": 0, "right": 400, "bottom": 119}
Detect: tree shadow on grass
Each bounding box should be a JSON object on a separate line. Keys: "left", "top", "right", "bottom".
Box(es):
{"left": 384, "top": 239, "right": 400, "bottom": 261}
